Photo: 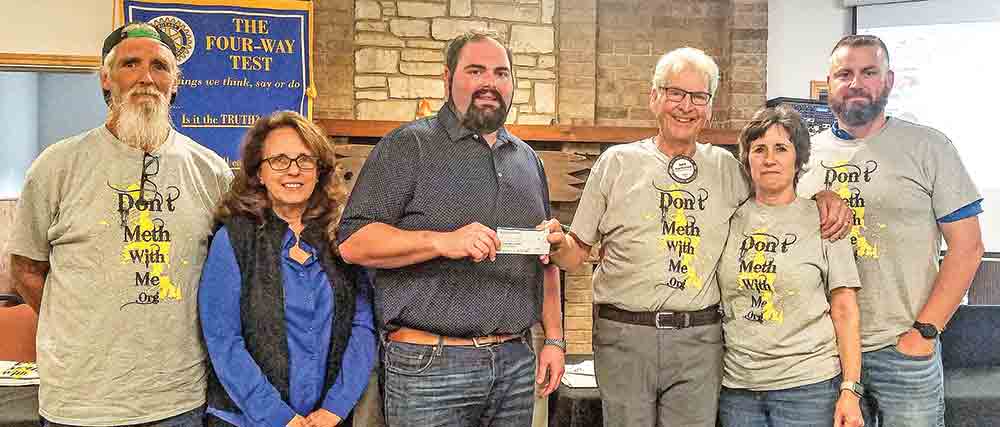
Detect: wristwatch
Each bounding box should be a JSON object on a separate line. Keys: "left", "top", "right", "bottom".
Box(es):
{"left": 840, "top": 381, "right": 865, "bottom": 397}
{"left": 912, "top": 321, "right": 940, "bottom": 339}
{"left": 543, "top": 338, "right": 567, "bottom": 352}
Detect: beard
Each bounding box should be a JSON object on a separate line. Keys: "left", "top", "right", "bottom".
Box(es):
{"left": 110, "top": 84, "right": 173, "bottom": 152}
{"left": 830, "top": 86, "right": 890, "bottom": 127}
{"left": 457, "top": 88, "right": 509, "bottom": 134}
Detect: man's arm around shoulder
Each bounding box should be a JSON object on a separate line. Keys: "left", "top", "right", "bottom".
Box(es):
{"left": 11, "top": 254, "right": 49, "bottom": 312}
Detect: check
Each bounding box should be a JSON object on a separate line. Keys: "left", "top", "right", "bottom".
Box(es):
{"left": 497, "top": 227, "right": 550, "bottom": 255}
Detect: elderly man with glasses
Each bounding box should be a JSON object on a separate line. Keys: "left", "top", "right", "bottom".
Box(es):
{"left": 9, "top": 22, "right": 231, "bottom": 427}
{"left": 543, "top": 47, "right": 854, "bottom": 427}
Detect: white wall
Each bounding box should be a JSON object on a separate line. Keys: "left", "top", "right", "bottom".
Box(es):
{"left": 767, "top": 0, "right": 852, "bottom": 99}
{"left": 37, "top": 73, "right": 106, "bottom": 150}
{"left": 0, "top": 0, "right": 113, "bottom": 56}
{"left": 0, "top": 73, "right": 40, "bottom": 199}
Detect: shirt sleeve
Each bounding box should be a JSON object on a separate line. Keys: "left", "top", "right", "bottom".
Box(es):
{"left": 569, "top": 150, "right": 612, "bottom": 246}
{"left": 927, "top": 133, "right": 982, "bottom": 220}
{"left": 199, "top": 227, "right": 297, "bottom": 427}
{"left": 321, "top": 268, "right": 378, "bottom": 418}
{"left": 218, "top": 164, "right": 235, "bottom": 194}
{"left": 537, "top": 155, "right": 552, "bottom": 218}
{"left": 8, "top": 151, "right": 60, "bottom": 262}
{"left": 822, "top": 238, "right": 862, "bottom": 292}
{"left": 337, "top": 128, "right": 420, "bottom": 244}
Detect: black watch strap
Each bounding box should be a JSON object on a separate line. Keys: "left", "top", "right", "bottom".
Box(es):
{"left": 912, "top": 321, "right": 940, "bottom": 339}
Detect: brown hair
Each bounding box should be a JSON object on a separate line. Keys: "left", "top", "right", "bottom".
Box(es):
{"left": 216, "top": 110, "right": 347, "bottom": 245}
{"left": 738, "top": 106, "right": 812, "bottom": 189}
{"left": 830, "top": 34, "right": 891, "bottom": 69}
{"left": 443, "top": 28, "right": 513, "bottom": 77}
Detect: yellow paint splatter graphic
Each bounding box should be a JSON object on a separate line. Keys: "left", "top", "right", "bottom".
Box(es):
{"left": 117, "top": 183, "right": 179, "bottom": 305}
{"left": 737, "top": 228, "right": 783, "bottom": 324}
{"left": 829, "top": 161, "right": 879, "bottom": 259}
{"left": 655, "top": 184, "right": 706, "bottom": 290}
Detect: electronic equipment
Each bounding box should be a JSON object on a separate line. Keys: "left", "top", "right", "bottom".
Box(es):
{"left": 765, "top": 97, "right": 835, "bottom": 136}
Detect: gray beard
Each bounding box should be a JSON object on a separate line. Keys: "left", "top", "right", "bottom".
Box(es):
{"left": 830, "top": 90, "right": 890, "bottom": 128}
{"left": 110, "top": 88, "right": 173, "bottom": 152}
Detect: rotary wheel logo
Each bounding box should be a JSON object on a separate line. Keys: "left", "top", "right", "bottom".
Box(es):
{"left": 150, "top": 16, "right": 195, "bottom": 64}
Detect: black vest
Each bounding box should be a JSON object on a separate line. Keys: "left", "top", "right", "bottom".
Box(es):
{"left": 205, "top": 210, "right": 357, "bottom": 426}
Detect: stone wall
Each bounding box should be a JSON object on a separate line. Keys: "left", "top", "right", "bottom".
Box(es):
{"left": 313, "top": 0, "right": 767, "bottom": 130}
{"left": 345, "top": 0, "right": 557, "bottom": 124}
{"left": 590, "top": 0, "right": 767, "bottom": 130}
{"left": 314, "top": 0, "right": 357, "bottom": 119}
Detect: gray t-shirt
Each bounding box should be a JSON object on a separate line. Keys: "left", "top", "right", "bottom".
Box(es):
{"left": 718, "top": 198, "right": 861, "bottom": 390}
{"left": 571, "top": 138, "right": 749, "bottom": 311}
{"left": 797, "top": 118, "right": 981, "bottom": 351}
{"left": 9, "top": 126, "right": 232, "bottom": 425}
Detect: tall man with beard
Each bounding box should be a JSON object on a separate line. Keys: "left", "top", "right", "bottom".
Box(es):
{"left": 797, "top": 35, "right": 984, "bottom": 427}
{"left": 337, "top": 29, "right": 565, "bottom": 427}
{"left": 9, "top": 22, "right": 232, "bottom": 427}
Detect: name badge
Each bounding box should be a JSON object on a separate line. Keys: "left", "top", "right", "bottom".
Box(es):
{"left": 497, "top": 227, "right": 550, "bottom": 255}
{"left": 668, "top": 154, "right": 698, "bottom": 183}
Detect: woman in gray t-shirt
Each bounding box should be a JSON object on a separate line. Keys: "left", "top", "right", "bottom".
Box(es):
{"left": 717, "top": 106, "right": 863, "bottom": 427}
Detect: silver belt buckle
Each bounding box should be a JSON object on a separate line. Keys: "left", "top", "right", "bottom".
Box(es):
{"left": 472, "top": 336, "right": 494, "bottom": 347}
{"left": 654, "top": 312, "right": 690, "bottom": 329}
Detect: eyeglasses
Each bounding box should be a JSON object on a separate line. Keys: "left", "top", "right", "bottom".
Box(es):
{"left": 262, "top": 154, "right": 321, "bottom": 171}
{"left": 659, "top": 87, "right": 712, "bottom": 106}
{"left": 139, "top": 152, "right": 160, "bottom": 202}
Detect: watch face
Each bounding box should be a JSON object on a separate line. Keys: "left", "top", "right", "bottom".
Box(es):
{"left": 914, "top": 322, "right": 938, "bottom": 338}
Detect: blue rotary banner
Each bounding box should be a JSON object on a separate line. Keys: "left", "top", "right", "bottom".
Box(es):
{"left": 119, "top": 0, "right": 314, "bottom": 163}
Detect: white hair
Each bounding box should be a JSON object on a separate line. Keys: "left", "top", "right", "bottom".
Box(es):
{"left": 651, "top": 47, "right": 720, "bottom": 100}
{"left": 101, "top": 23, "right": 179, "bottom": 79}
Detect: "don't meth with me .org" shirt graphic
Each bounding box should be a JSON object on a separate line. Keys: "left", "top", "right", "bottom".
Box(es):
{"left": 718, "top": 198, "right": 860, "bottom": 391}
{"left": 571, "top": 139, "right": 748, "bottom": 312}
{"left": 798, "top": 119, "right": 981, "bottom": 351}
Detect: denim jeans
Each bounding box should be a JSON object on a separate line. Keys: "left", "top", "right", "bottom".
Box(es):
{"left": 860, "top": 340, "right": 945, "bottom": 427}
{"left": 718, "top": 376, "right": 840, "bottom": 427}
{"left": 42, "top": 406, "right": 204, "bottom": 427}
{"left": 382, "top": 335, "right": 536, "bottom": 427}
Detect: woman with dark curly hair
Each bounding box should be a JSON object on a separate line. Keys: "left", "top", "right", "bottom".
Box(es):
{"left": 199, "top": 111, "right": 375, "bottom": 427}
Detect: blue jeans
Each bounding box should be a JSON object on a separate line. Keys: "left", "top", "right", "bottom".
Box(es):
{"left": 860, "top": 340, "right": 944, "bottom": 427}
{"left": 719, "top": 376, "right": 840, "bottom": 427}
{"left": 382, "top": 336, "right": 536, "bottom": 427}
{"left": 42, "top": 406, "right": 204, "bottom": 427}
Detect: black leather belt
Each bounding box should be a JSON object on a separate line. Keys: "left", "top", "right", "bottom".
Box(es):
{"left": 598, "top": 304, "right": 721, "bottom": 329}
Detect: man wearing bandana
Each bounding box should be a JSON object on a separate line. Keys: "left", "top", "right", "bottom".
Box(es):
{"left": 545, "top": 47, "right": 853, "bottom": 427}
{"left": 337, "top": 29, "right": 565, "bottom": 427}
{"left": 9, "top": 22, "right": 231, "bottom": 426}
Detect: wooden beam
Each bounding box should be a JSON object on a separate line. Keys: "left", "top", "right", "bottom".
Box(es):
{"left": 316, "top": 119, "right": 738, "bottom": 145}
{"left": 0, "top": 53, "right": 101, "bottom": 71}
